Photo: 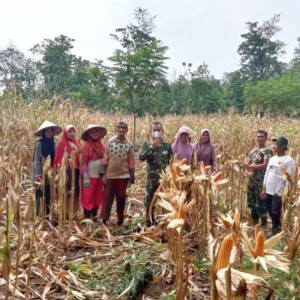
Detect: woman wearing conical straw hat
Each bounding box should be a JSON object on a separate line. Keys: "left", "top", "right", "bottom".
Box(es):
{"left": 53, "top": 125, "right": 81, "bottom": 218}
{"left": 33, "top": 120, "right": 62, "bottom": 217}
{"left": 81, "top": 124, "right": 107, "bottom": 220}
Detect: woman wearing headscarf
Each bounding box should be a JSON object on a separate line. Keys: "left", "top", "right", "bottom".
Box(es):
{"left": 81, "top": 124, "right": 107, "bottom": 220}
{"left": 53, "top": 125, "right": 80, "bottom": 217}
{"left": 33, "top": 120, "right": 62, "bottom": 217}
{"left": 193, "top": 129, "right": 217, "bottom": 172}
{"left": 172, "top": 126, "right": 196, "bottom": 164}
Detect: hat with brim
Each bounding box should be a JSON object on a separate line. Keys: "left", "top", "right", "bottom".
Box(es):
{"left": 34, "top": 120, "right": 62, "bottom": 137}
{"left": 272, "top": 136, "right": 288, "bottom": 150}
{"left": 81, "top": 125, "right": 107, "bottom": 141}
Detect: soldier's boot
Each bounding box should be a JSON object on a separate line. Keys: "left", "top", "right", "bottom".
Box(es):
{"left": 251, "top": 209, "right": 260, "bottom": 226}
{"left": 260, "top": 213, "right": 268, "bottom": 227}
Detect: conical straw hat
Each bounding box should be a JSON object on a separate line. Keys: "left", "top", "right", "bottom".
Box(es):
{"left": 34, "top": 120, "right": 62, "bottom": 137}
{"left": 81, "top": 124, "right": 107, "bottom": 141}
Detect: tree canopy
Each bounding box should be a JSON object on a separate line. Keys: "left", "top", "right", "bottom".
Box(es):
{"left": 0, "top": 10, "right": 299, "bottom": 116}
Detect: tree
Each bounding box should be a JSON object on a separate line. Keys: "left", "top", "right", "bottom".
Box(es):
{"left": 244, "top": 63, "right": 300, "bottom": 115}
{"left": 109, "top": 7, "right": 169, "bottom": 144}
{"left": 189, "top": 64, "right": 225, "bottom": 113}
{"left": 0, "top": 44, "right": 39, "bottom": 98}
{"left": 290, "top": 37, "right": 300, "bottom": 67}
{"left": 30, "top": 35, "right": 75, "bottom": 97}
{"left": 238, "top": 14, "right": 286, "bottom": 83}
{"left": 222, "top": 70, "right": 246, "bottom": 112}
{"left": 71, "top": 59, "right": 112, "bottom": 108}
{"left": 0, "top": 44, "right": 25, "bottom": 93}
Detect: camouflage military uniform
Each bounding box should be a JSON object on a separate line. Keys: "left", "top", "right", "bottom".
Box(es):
{"left": 247, "top": 147, "right": 273, "bottom": 225}
{"left": 139, "top": 141, "right": 173, "bottom": 211}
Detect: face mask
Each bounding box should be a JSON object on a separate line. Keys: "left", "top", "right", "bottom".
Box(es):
{"left": 152, "top": 131, "right": 162, "bottom": 139}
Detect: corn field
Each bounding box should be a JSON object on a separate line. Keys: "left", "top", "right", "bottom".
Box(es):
{"left": 1, "top": 98, "right": 300, "bottom": 299}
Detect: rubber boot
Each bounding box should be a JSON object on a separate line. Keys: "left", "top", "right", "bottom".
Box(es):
{"left": 91, "top": 208, "right": 98, "bottom": 218}
{"left": 84, "top": 209, "right": 91, "bottom": 219}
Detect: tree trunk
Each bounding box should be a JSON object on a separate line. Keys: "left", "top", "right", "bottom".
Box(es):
{"left": 133, "top": 112, "right": 137, "bottom": 146}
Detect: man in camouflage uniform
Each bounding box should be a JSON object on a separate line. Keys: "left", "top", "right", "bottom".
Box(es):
{"left": 241, "top": 130, "right": 273, "bottom": 226}
{"left": 139, "top": 121, "right": 173, "bottom": 226}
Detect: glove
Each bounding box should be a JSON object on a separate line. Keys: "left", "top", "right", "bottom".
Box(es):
{"left": 83, "top": 173, "right": 90, "bottom": 188}
{"left": 129, "top": 169, "right": 135, "bottom": 184}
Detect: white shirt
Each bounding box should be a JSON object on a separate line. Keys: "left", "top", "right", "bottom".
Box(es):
{"left": 263, "top": 155, "right": 297, "bottom": 196}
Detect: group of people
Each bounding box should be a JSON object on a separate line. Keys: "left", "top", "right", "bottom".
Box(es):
{"left": 241, "top": 131, "right": 297, "bottom": 235}
{"left": 33, "top": 120, "right": 135, "bottom": 226}
{"left": 32, "top": 119, "right": 296, "bottom": 234}
{"left": 32, "top": 120, "right": 216, "bottom": 227}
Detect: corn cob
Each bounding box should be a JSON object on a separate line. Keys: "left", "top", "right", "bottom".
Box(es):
{"left": 213, "top": 171, "right": 222, "bottom": 182}
{"left": 171, "top": 166, "right": 178, "bottom": 180}
{"left": 179, "top": 158, "right": 187, "bottom": 165}
{"left": 205, "top": 166, "right": 211, "bottom": 173}
{"left": 200, "top": 161, "right": 206, "bottom": 175}
{"left": 233, "top": 208, "right": 240, "bottom": 224}
{"left": 177, "top": 206, "right": 185, "bottom": 219}
{"left": 170, "top": 180, "right": 177, "bottom": 191}
{"left": 281, "top": 166, "right": 288, "bottom": 175}
{"left": 221, "top": 218, "right": 232, "bottom": 230}
{"left": 215, "top": 235, "right": 233, "bottom": 271}
{"left": 254, "top": 231, "right": 265, "bottom": 257}
{"left": 231, "top": 233, "right": 238, "bottom": 248}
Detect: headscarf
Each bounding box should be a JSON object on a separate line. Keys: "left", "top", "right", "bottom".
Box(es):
{"left": 33, "top": 129, "right": 56, "bottom": 165}
{"left": 81, "top": 131, "right": 105, "bottom": 160}
{"left": 172, "top": 126, "right": 195, "bottom": 163}
{"left": 53, "top": 125, "right": 80, "bottom": 168}
{"left": 194, "top": 129, "right": 216, "bottom": 170}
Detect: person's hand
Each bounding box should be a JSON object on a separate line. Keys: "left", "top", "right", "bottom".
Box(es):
{"left": 69, "top": 141, "right": 79, "bottom": 153}
{"left": 102, "top": 175, "right": 107, "bottom": 186}
{"left": 127, "top": 181, "right": 132, "bottom": 188}
{"left": 152, "top": 138, "right": 161, "bottom": 148}
{"left": 35, "top": 176, "right": 42, "bottom": 184}
{"left": 241, "top": 163, "right": 251, "bottom": 170}
{"left": 83, "top": 173, "right": 90, "bottom": 188}
{"left": 260, "top": 190, "right": 266, "bottom": 200}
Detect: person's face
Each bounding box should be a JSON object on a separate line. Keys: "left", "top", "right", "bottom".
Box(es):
{"left": 256, "top": 133, "right": 267, "bottom": 147}
{"left": 180, "top": 132, "right": 189, "bottom": 142}
{"left": 67, "top": 128, "right": 76, "bottom": 139}
{"left": 116, "top": 124, "right": 128, "bottom": 137}
{"left": 201, "top": 131, "right": 210, "bottom": 142}
{"left": 151, "top": 124, "right": 163, "bottom": 138}
{"left": 272, "top": 141, "right": 285, "bottom": 154}
{"left": 45, "top": 128, "right": 54, "bottom": 138}
{"left": 88, "top": 128, "right": 100, "bottom": 140}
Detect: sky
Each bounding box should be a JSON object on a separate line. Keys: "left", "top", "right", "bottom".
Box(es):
{"left": 1, "top": 0, "right": 299, "bottom": 79}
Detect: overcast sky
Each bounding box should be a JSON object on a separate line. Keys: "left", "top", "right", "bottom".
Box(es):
{"left": 1, "top": 0, "right": 299, "bottom": 79}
